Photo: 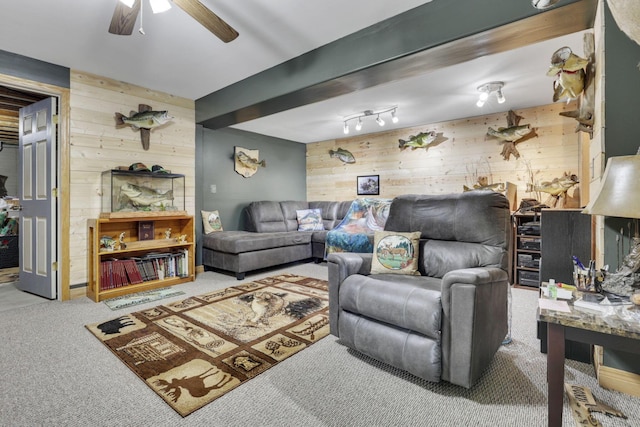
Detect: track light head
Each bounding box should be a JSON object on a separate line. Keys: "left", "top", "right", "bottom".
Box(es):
{"left": 376, "top": 115, "right": 385, "bottom": 126}
{"left": 391, "top": 109, "right": 399, "bottom": 124}
{"left": 355, "top": 118, "right": 363, "bottom": 131}
{"left": 343, "top": 122, "right": 349, "bottom": 135}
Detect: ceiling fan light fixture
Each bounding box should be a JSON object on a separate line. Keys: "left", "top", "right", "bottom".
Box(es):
{"left": 150, "top": 0, "right": 171, "bottom": 14}
{"left": 119, "top": 0, "right": 135, "bottom": 8}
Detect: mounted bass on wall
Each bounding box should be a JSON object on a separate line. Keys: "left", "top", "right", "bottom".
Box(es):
{"left": 108, "top": 0, "right": 239, "bottom": 43}
{"left": 115, "top": 104, "right": 173, "bottom": 150}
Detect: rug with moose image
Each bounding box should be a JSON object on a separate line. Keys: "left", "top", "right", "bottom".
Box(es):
{"left": 85, "top": 274, "right": 330, "bottom": 417}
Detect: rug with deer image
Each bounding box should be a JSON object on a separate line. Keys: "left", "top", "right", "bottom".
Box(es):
{"left": 85, "top": 274, "right": 330, "bottom": 417}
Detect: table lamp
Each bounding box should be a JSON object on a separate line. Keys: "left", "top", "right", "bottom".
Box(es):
{"left": 582, "top": 153, "right": 640, "bottom": 296}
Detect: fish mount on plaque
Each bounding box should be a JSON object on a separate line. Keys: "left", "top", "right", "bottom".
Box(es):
{"left": 550, "top": 35, "right": 596, "bottom": 139}
{"left": 526, "top": 171, "right": 579, "bottom": 208}
{"left": 329, "top": 147, "right": 355, "bottom": 164}
{"left": 234, "top": 146, "right": 265, "bottom": 178}
{"left": 486, "top": 110, "right": 537, "bottom": 161}
{"left": 114, "top": 104, "right": 174, "bottom": 151}
{"left": 398, "top": 130, "right": 448, "bottom": 151}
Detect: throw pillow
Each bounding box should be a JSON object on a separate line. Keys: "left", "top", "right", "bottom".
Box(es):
{"left": 296, "top": 208, "right": 325, "bottom": 231}
{"left": 371, "top": 231, "right": 421, "bottom": 275}
{"left": 201, "top": 210, "right": 223, "bottom": 234}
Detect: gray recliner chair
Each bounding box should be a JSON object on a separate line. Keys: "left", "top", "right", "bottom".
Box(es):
{"left": 328, "top": 191, "right": 511, "bottom": 388}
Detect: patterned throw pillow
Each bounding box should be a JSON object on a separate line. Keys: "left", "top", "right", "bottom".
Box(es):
{"left": 296, "top": 208, "right": 325, "bottom": 231}
{"left": 371, "top": 231, "right": 421, "bottom": 275}
{"left": 201, "top": 210, "right": 223, "bottom": 234}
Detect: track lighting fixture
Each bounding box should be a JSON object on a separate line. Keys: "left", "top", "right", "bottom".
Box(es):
{"left": 476, "top": 81, "right": 506, "bottom": 107}
{"left": 342, "top": 106, "right": 398, "bottom": 134}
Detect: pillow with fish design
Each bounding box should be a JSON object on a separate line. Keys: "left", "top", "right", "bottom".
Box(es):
{"left": 371, "top": 231, "right": 421, "bottom": 275}
{"left": 296, "top": 209, "right": 324, "bottom": 232}
{"left": 201, "top": 210, "right": 223, "bottom": 234}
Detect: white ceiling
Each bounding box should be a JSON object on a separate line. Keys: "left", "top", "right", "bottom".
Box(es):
{"left": 0, "top": 0, "right": 589, "bottom": 143}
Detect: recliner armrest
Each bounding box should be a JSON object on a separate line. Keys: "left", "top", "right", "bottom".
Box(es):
{"left": 440, "top": 267, "right": 507, "bottom": 316}
{"left": 327, "top": 253, "right": 372, "bottom": 336}
{"left": 439, "top": 266, "right": 509, "bottom": 388}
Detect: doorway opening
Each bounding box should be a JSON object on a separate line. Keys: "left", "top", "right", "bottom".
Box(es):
{"left": 0, "top": 84, "right": 58, "bottom": 296}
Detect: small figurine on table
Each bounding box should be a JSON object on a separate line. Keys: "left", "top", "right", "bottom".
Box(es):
{"left": 118, "top": 232, "right": 127, "bottom": 250}
{"left": 178, "top": 234, "right": 187, "bottom": 243}
{"left": 165, "top": 228, "right": 172, "bottom": 239}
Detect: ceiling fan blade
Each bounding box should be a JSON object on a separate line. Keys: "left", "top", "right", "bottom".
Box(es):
{"left": 108, "top": 0, "right": 141, "bottom": 35}
{"left": 172, "top": 0, "right": 239, "bottom": 43}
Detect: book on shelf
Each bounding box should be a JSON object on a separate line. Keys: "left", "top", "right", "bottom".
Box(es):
{"left": 99, "top": 250, "right": 189, "bottom": 288}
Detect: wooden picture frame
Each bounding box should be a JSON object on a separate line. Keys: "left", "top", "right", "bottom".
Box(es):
{"left": 357, "top": 175, "right": 380, "bottom": 195}
{"left": 138, "top": 221, "right": 155, "bottom": 240}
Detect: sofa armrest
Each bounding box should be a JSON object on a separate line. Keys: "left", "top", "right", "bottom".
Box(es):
{"left": 327, "top": 253, "right": 372, "bottom": 336}
{"left": 439, "top": 267, "right": 509, "bottom": 388}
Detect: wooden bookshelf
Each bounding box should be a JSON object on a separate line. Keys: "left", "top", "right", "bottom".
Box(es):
{"left": 87, "top": 214, "right": 195, "bottom": 302}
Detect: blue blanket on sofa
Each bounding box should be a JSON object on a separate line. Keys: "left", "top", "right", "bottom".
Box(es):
{"left": 325, "top": 198, "right": 391, "bottom": 255}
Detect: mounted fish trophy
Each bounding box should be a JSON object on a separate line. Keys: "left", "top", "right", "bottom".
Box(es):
{"left": 547, "top": 38, "right": 596, "bottom": 138}
{"left": 486, "top": 110, "right": 537, "bottom": 161}
{"left": 398, "top": 130, "right": 448, "bottom": 151}
{"left": 115, "top": 104, "right": 173, "bottom": 150}
{"left": 526, "top": 171, "right": 579, "bottom": 208}
{"left": 234, "top": 146, "right": 266, "bottom": 178}
{"left": 328, "top": 147, "right": 355, "bottom": 164}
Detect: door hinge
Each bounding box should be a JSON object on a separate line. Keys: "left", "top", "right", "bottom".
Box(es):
{"left": 52, "top": 261, "right": 58, "bottom": 271}
{"left": 52, "top": 188, "right": 58, "bottom": 197}
{"left": 53, "top": 114, "right": 59, "bottom": 125}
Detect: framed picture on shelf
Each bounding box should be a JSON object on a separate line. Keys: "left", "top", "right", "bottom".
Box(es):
{"left": 357, "top": 175, "right": 380, "bottom": 195}
{"left": 138, "top": 221, "right": 155, "bottom": 240}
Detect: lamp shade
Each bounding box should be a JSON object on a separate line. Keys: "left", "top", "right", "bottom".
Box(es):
{"left": 582, "top": 155, "right": 640, "bottom": 219}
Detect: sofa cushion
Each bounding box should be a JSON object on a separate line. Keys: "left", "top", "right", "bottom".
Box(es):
{"left": 202, "top": 230, "right": 311, "bottom": 254}
{"left": 371, "top": 231, "right": 421, "bottom": 275}
{"left": 309, "top": 201, "right": 352, "bottom": 230}
{"left": 247, "top": 201, "right": 288, "bottom": 232}
{"left": 339, "top": 274, "right": 442, "bottom": 339}
{"left": 280, "top": 201, "right": 311, "bottom": 231}
{"left": 296, "top": 208, "right": 325, "bottom": 231}
{"left": 201, "top": 210, "right": 223, "bottom": 234}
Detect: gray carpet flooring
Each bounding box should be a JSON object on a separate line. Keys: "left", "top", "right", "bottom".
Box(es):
{"left": 1, "top": 262, "right": 638, "bottom": 426}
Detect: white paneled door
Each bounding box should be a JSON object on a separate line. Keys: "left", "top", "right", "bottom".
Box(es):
{"left": 18, "top": 97, "right": 57, "bottom": 299}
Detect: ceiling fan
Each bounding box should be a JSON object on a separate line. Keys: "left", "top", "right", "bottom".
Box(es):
{"left": 108, "top": 0, "right": 238, "bottom": 43}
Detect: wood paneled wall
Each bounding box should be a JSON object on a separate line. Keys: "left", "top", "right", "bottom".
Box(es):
{"left": 69, "top": 71, "right": 195, "bottom": 287}
{"left": 307, "top": 102, "right": 585, "bottom": 209}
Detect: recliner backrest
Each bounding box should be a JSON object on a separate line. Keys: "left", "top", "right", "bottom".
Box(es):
{"left": 384, "top": 191, "right": 511, "bottom": 277}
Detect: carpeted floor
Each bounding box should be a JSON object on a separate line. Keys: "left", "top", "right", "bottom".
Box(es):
{"left": 1, "top": 262, "right": 639, "bottom": 426}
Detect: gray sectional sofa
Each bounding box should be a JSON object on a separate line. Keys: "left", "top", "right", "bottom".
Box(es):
{"left": 202, "top": 200, "right": 352, "bottom": 279}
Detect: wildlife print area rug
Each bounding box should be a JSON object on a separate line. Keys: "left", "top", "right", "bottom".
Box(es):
{"left": 86, "top": 274, "right": 329, "bottom": 417}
